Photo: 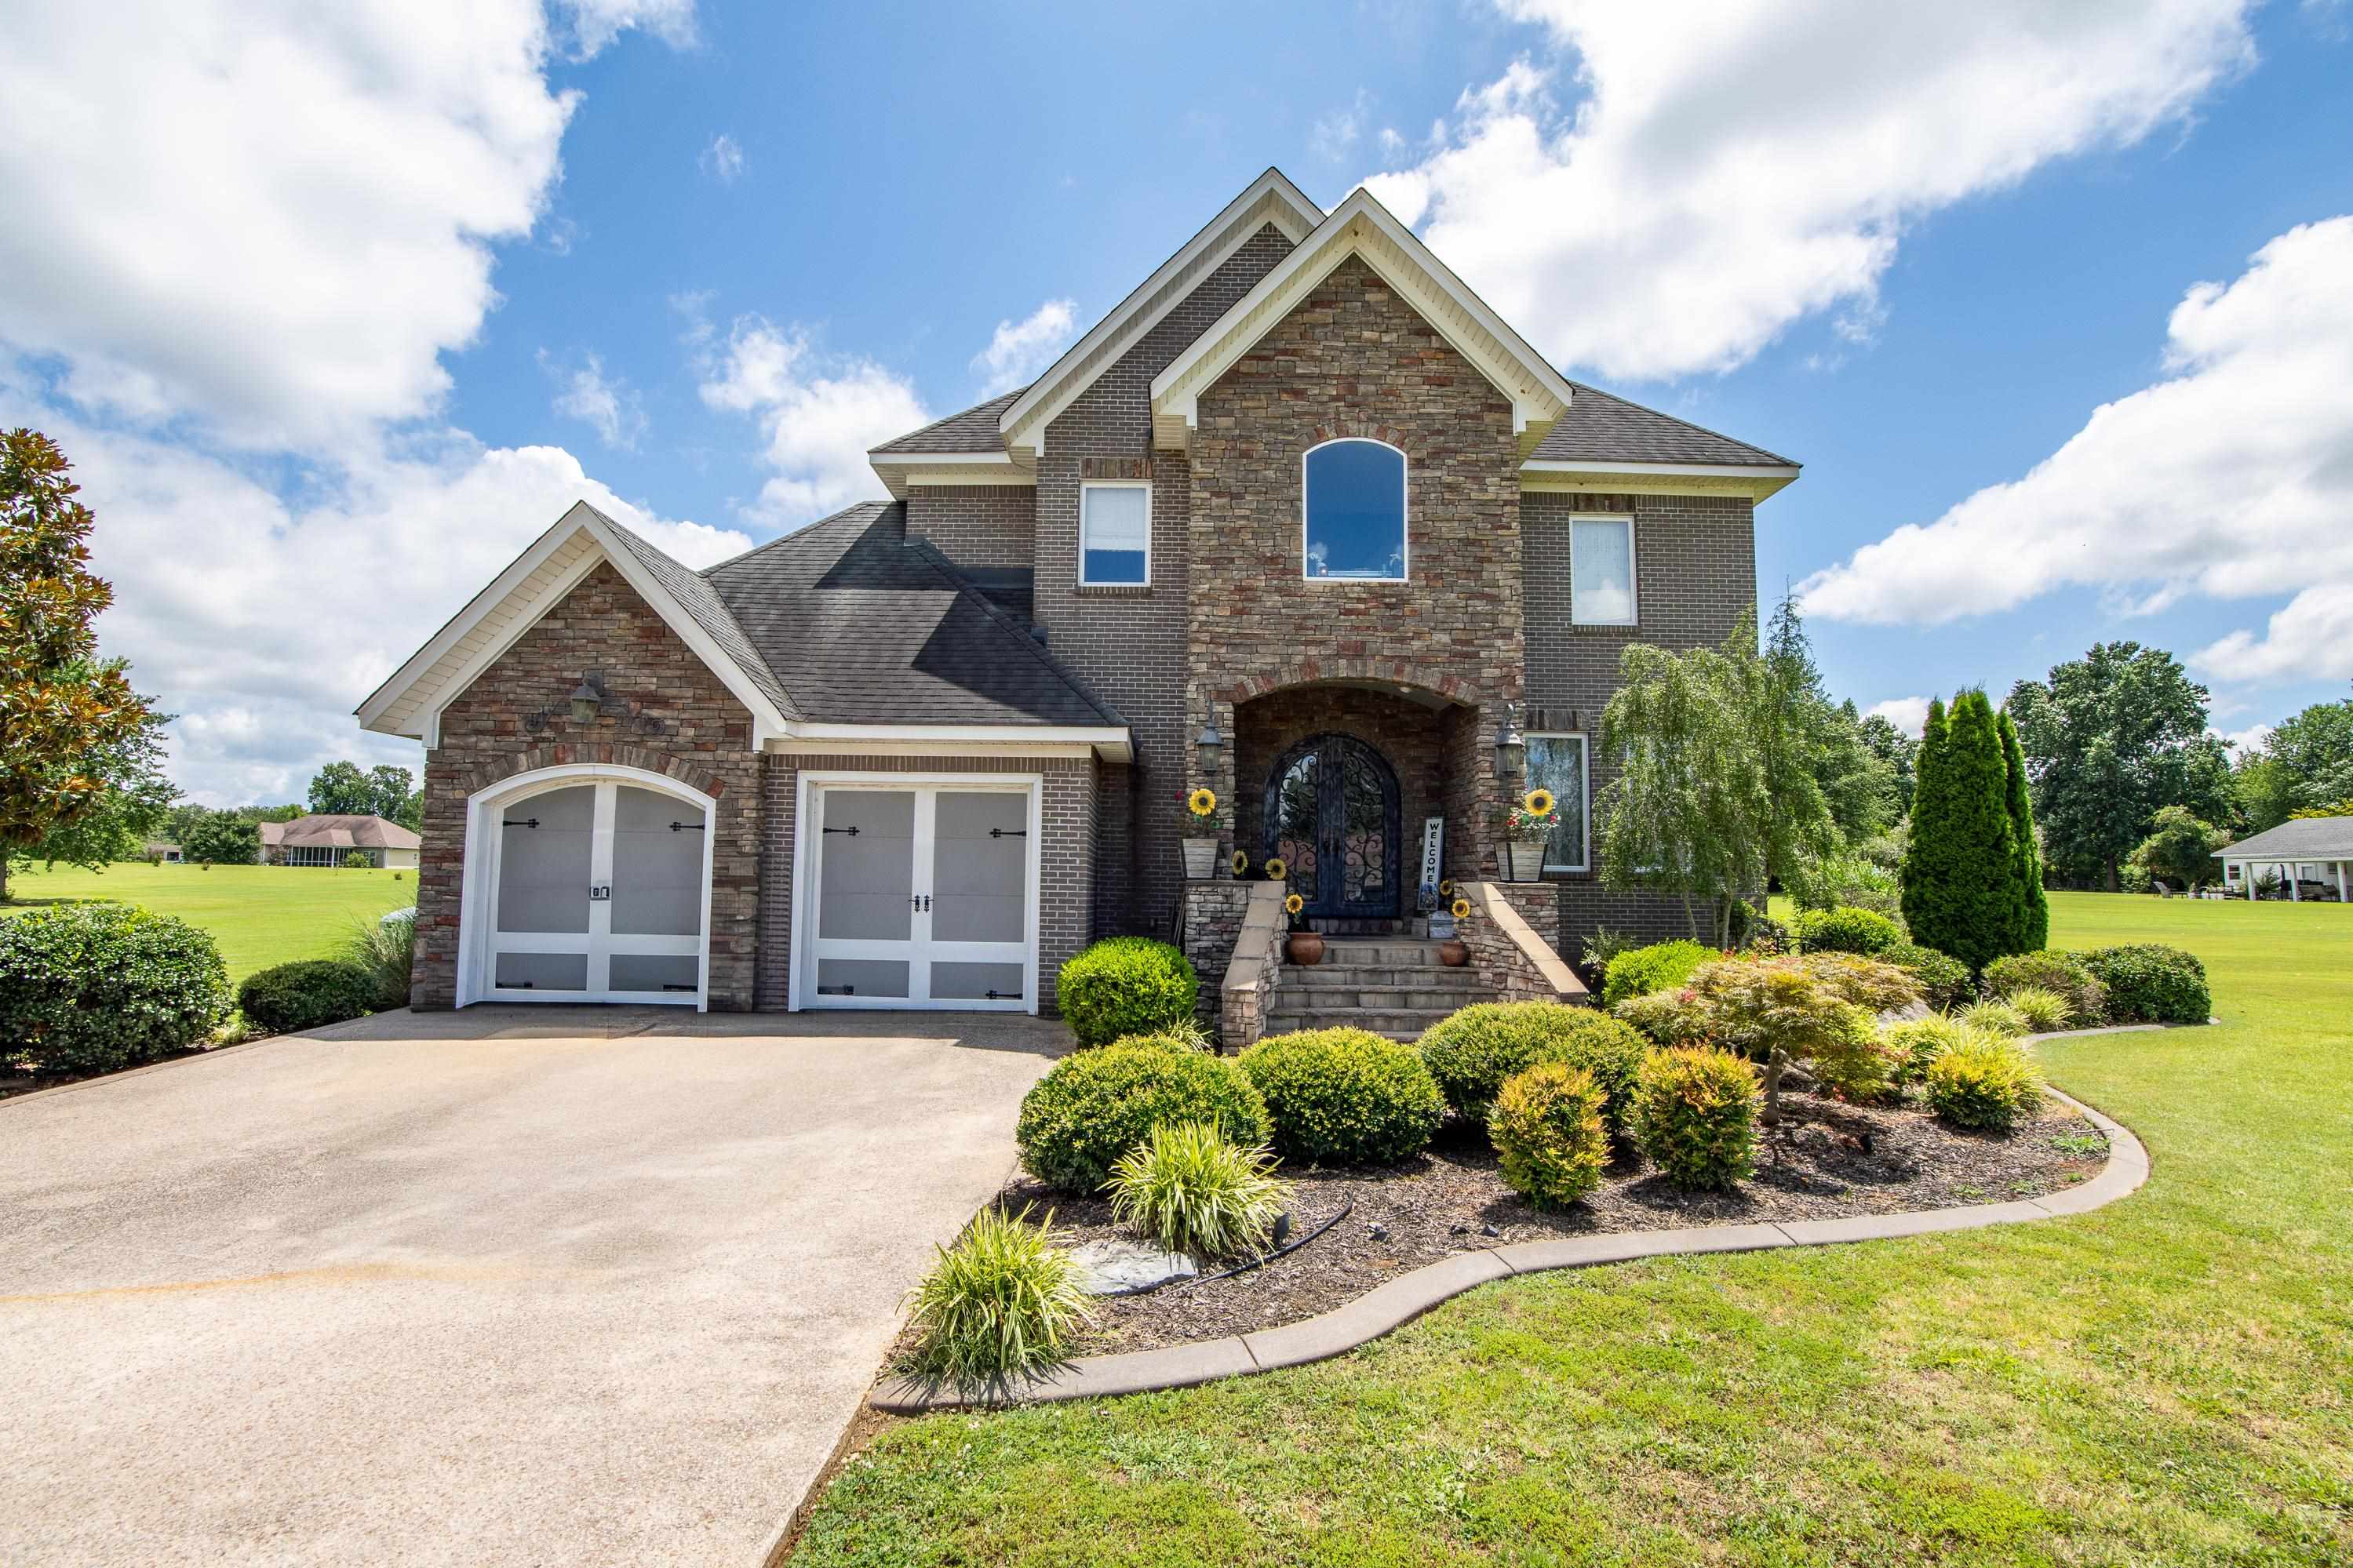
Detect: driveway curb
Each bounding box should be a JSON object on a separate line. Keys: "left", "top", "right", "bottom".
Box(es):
{"left": 871, "top": 1028, "right": 2155, "bottom": 1413}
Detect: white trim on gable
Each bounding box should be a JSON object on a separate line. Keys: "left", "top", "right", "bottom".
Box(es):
{"left": 1521, "top": 458, "right": 1801, "bottom": 503}
{"left": 355, "top": 501, "right": 793, "bottom": 751}
{"left": 1149, "top": 187, "right": 1578, "bottom": 451}
{"left": 996, "top": 168, "right": 1322, "bottom": 461}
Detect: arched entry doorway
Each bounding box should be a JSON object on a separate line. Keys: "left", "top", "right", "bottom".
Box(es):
{"left": 458, "top": 764, "right": 714, "bottom": 1008}
{"left": 1262, "top": 733, "right": 1401, "bottom": 919}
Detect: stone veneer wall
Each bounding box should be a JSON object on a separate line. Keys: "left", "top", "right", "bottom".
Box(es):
{"left": 1187, "top": 254, "right": 1524, "bottom": 888}
{"left": 1517, "top": 487, "right": 1756, "bottom": 956}
{"left": 1230, "top": 684, "right": 1456, "bottom": 889}
{"left": 752, "top": 752, "right": 1097, "bottom": 1014}
{"left": 1028, "top": 224, "right": 1298, "bottom": 939}
{"left": 1178, "top": 881, "right": 1251, "bottom": 1034}
{"left": 413, "top": 561, "right": 763, "bottom": 1010}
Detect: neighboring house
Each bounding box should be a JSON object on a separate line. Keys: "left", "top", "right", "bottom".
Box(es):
{"left": 2213, "top": 819, "right": 2353, "bottom": 900}
{"left": 359, "top": 169, "right": 1796, "bottom": 1016}
{"left": 144, "top": 842, "right": 184, "bottom": 863}
{"left": 260, "top": 815, "right": 423, "bottom": 870}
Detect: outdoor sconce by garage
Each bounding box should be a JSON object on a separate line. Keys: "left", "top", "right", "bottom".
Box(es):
{"left": 570, "top": 679, "right": 601, "bottom": 725}
{"left": 1495, "top": 701, "right": 1527, "bottom": 780}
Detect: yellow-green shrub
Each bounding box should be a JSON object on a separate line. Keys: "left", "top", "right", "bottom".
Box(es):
{"left": 1630, "top": 1046, "right": 1761, "bottom": 1192}
{"left": 1488, "top": 1061, "right": 1610, "bottom": 1209}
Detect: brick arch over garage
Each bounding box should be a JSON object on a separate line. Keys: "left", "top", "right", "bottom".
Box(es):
{"left": 439, "top": 744, "right": 734, "bottom": 805}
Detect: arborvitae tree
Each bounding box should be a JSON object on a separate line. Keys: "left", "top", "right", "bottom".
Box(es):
{"left": 1998, "top": 709, "right": 2049, "bottom": 950}
{"left": 1900, "top": 691, "right": 2022, "bottom": 970}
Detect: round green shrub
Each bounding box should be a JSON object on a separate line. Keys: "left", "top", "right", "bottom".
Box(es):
{"left": 237, "top": 959, "right": 381, "bottom": 1034}
{"left": 1418, "top": 1000, "right": 1650, "bottom": 1138}
{"left": 2082, "top": 943, "right": 2210, "bottom": 1024}
{"left": 1240, "top": 1028, "right": 1444, "bottom": 1166}
{"left": 1601, "top": 939, "right": 1717, "bottom": 1009}
{"left": 1794, "top": 905, "right": 1903, "bottom": 957}
{"left": 1489, "top": 1061, "right": 1610, "bottom": 1209}
{"left": 1630, "top": 1046, "right": 1761, "bottom": 1192}
{"left": 1055, "top": 937, "right": 1199, "bottom": 1048}
{"left": 1015, "top": 1042, "right": 1269, "bottom": 1191}
{"left": 1981, "top": 951, "right": 2107, "bottom": 1026}
{"left": 0, "top": 904, "right": 229, "bottom": 1074}
{"left": 1924, "top": 1038, "right": 2044, "bottom": 1130}
{"left": 1881, "top": 942, "right": 1972, "bottom": 1010}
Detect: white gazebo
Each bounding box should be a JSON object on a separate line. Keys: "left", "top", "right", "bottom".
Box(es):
{"left": 2213, "top": 817, "right": 2353, "bottom": 901}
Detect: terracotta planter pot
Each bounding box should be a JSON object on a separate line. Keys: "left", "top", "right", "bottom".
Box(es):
{"left": 1438, "top": 939, "right": 1470, "bottom": 967}
{"left": 1285, "top": 930, "right": 1325, "bottom": 966}
{"left": 1181, "top": 835, "right": 1219, "bottom": 879}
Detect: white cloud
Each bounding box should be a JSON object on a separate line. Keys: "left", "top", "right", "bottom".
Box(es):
{"left": 1798, "top": 217, "right": 2353, "bottom": 689}
{"left": 971, "top": 299, "right": 1078, "bottom": 398}
{"left": 557, "top": 0, "right": 696, "bottom": 57}
{"left": 701, "top": 133, "right": 745, "bottom": 183}
{"left": 1365, "top": 0, "right": 2255, "bottom": 380}
{"left": 699, "top": 318, "right": 927, "bottom": 523}
{"left": 1866, "top": 697, "right": 1932, "bottom": 738}
{"left": 541, "top": 351, "right": 647, "bottom": 450}
{"left": 1311, "top": 91, "right": 1373, "bottom": 161}
{"left": 2220, "top": 722, "right": 2275, "bottom": 759}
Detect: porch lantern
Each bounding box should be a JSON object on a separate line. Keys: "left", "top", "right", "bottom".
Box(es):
{"left": 570, "top": 680, "right": 600, "bottom": 725}
{"left": 1194, "top": 719, "right": 1225, "bottom": 779}
{"left": 1495, "top": 702, "right": 1527, "bottom": 780}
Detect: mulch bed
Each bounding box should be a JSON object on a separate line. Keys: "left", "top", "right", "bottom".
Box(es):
{"left": 1009, "top": 1093, "right": 2105, "bottom": 1357}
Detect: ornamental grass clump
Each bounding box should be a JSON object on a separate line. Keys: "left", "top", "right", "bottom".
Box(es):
{"left": 1488, "top": 1061, "right": 1610, "bottom": 1209}
{"left": 1982, "top": 950, "right": 2107, "bottom": 1026}
{"left": 899, "top": 1205, "right": 1095, "bottom": 1387}
{"left": 1416, "top": 1000, "right": 1649, "bottom": 1136}
{"left": 1958, "top": 998, "right": 2030, "bottom": 1038}
{"left": 1630, "top": 1046, "right": 1761, "bottom": 1192}
{"left": 1239, "top": 1027, "right": 1445, "bottom": 1166}
{"left": 1106, "top": 1122, "right": 1289, "bottom": 1259}
{"left": 2004, "top": 986, "right": 2074, "bottom": 1034}
{"left": 1882, "top": 1013, "right": 1970, "bottom": 1089}
{"left": 1924, "top": 1038, "right": 2044, "bottom": 1132}
{"left": 1015, "top": 1042, "right": 1269, "bottom": 1192}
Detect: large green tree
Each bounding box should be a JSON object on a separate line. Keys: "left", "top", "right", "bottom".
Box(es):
{"left": 307, "top": 759, "right": 420, "bottom": 826}
{"left": 1597, "top": 606, "right": 1837, "bottom": 947}
{"left": 1856, "top": 710, "right": 1919, "bottom": 820}
{"left": 2238, "top": 697, "right": 2353, "bottom": 830}
{"left": 1900, "top": 691, "right": 2023, "bottom": 970}
{"left": 1996, "top": 708, "right": 2048, "bottom": 951}
{"left": 2005, "top": 642, "right": 2233, "bottom": 890}
{"left": 1760, "top": 599, "right": 1892, "bottom": 848}
{"left": 5, "top": 665, "right": 176, "bottom": 887}
{"left": 2129, "top": 806, "right": 2233, "bottom": 893}
{"left": 0, "top": 431, "right": 159, "bottom": 903}
{"left": 182, "top": 809, "right": 260, "bottom": 867}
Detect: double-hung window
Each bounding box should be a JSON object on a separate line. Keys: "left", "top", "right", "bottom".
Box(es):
{"left": 1524, "top": 733, "right": 1590, "bottom": 872}
{"left": 1570, "top": 516, "right": 1636, "bottom": 624}
{"left": 1080, "top": 482, "right": 1151, "bottom": 585}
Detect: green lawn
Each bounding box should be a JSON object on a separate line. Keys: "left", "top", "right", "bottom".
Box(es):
{"left": 792, "top": 893, "right": 2353, "bottom": 1566}
{"left": 1, "top": 862, "right": 416, "bottom": 984}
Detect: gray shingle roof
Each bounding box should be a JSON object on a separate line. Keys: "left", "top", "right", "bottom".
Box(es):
{"left": 1532, "top": 380, "right": 1797, "bottom": 468}
{"left": 2213, "top": 818, "right": 2353, "bottom": 860}
{"left": 700, "top": 503, "right": 1121, "bottom": 728}
{"left": 590, "top": 503, "right": 801, "bottom": 721}
{"left": 868, "top": 391, "right": 1024, "bottom": 455}
{"left": 260, "top": 815, "right": 422, "bottom": 851}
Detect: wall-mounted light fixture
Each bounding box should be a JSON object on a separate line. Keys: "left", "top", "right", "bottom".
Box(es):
{"left": 1195, "top": 718, "right": 1225, "bottom": 779}
{"left": 570, "top": 679, "right": 600, "bottom": 725}
{"left": 1495, "top": 700, "right": 1527, "bottom": 780}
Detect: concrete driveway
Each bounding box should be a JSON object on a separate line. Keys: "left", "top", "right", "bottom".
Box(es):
{"left": 0, "top": 1006, "right": 1065, "bottom": 1566}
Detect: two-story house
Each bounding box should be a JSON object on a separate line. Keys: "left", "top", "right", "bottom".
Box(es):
{"left": 359, "top": 169, "right": 1796, "bottom": 1024}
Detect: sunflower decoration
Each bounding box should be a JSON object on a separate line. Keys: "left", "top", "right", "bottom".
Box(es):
{"left": 1264, "top": 856, "right": 1288, "bottom": 880}
{"left": 1284, "top": 893, "right": 1304, "bottom": 916}
{"left": 1450, "top": 895, "right": 1473, "bottom": 921}
{"left": 1186, "top": 787, "right": 1218, "bottom": 820}
{"left": 1230, "top": 849, "right": 1250, "bottom": 876}
{"left": 1505, "top": 786, "right": 1563, "bottom": 837}
{"left": 1524, "top": 788, "right": 1556, "bottom": 817}
{"left": 1437, "top": 879, "right": 1455, "bottom": 897}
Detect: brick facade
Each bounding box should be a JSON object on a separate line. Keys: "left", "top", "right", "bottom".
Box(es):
{"left": 1229, "top": 683, "right": 1452, "bottom": 890}
{"left": 413, "top": 562, "right": 763, "bottom": 1010}
{"left": 904, "top": 484, "right": 1034, "bottom": 572}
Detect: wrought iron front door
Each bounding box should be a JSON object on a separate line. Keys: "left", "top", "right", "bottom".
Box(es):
{"left": 1262, "top": 733, "right": 1401, "bottom": 919}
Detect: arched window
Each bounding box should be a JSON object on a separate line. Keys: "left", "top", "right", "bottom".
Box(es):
{"left": 1302, "top": 438, "right": 1406, "bottom": 580}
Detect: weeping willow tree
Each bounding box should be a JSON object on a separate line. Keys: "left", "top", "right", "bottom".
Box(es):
{"left": 1595, "top": 606, "right": 1836, "bottom": 948}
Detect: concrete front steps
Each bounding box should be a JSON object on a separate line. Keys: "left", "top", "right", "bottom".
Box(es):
{"left": 1262, "top": 937, "right": 1491, "bottom": 1042}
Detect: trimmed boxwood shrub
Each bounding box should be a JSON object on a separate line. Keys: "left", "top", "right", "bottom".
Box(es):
{"left": 1417, "top": 1001, "right": 1649, "bottom": 1140}
{"left": 1015, "top": 1042, "right": 1269, "bottom": 1192}
{"left": 1794, "top": 905, "right": 1903, "bottom": 957}
{"left": 2081, "top": 944, "right": 2209, "bottom": 1024}
{"left": 0, "top": 904, "right": 230, "bottom": 1074}
{"left": 1055, "top": 937, "right": 1199, "bottom": 1048}
{"left": 1924, "top": 1038, "right": 2044, "bottom": 1131}
{"left": 1882, "top": 942, "right": 1972, "bottom": 1010}
{"left": 1488, "top": 1061, "right": 1609, "bottom": 1209}
{"left": 1601, "top": 939, "right": 1717, "bottom": 1009}
{"left": 1240, "top": 1027, "right": 1445, "bottom": 1166}
{"left": 1630, "top": 1046, "right": 1761, "bottom": 1192}
{"left": 1982, "top": 950, "right": 2107, "bottom": 1026}
{"left": 237, "top": 959, "right": 381, "bottom": 1034}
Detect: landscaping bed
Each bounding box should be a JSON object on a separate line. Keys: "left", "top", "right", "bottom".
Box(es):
{"left": 1008, "top": 1090, "right": 2103, "bottom": 1356}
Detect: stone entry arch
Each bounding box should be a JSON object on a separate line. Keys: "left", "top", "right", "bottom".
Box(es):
{"left": 1261, "top": 732, "right": 1402, "bottom": 919}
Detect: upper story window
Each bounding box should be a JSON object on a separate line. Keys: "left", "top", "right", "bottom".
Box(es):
{"left": 1080, "top": 482, "right": 1150, "bottom": 585}
{"left": 1571, "top": 515, "right": 1636, "bottom": 624}
{"left": 1302, "top": 438, "right": 1407, "bottom": 581}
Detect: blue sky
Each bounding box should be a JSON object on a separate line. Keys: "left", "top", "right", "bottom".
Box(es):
{"left": 2, "top": 0, "right": 2349, "bottom": 802}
